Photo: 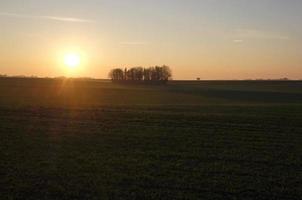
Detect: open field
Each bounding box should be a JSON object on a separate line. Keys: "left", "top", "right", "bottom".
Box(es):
{"left": 1, "top": 78, "right": 302, "bottom": 199}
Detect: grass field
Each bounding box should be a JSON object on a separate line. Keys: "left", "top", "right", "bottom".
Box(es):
{"left": 1, "top": 78, "right": 302, "bottom": 199}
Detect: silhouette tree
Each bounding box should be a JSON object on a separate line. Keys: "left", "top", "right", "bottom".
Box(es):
{"left": 134, "top": 67, "right": 144, "bottom": 81}
{"left": 161, "top": 65, "right": 172, "bottom": 81}
{"left": 109, "top": 65, "right": 172, "bottom": 83}
{"left": 143, "top": 68, "right": 151, "bottom": 81}
{"left": 150, "top": 67, "right": 157, "bottom": 81}
{"left": 109, "top": 68, "right": 124, "bottom": 81}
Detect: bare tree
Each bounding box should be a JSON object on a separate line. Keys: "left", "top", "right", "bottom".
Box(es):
{"left": 109, "top": 65, "right": 172, "bottom": 83}
{"left": 143, "top": 68, "right": 151, "bottom": 81}
{"left": 109, "top": 68, "right": 124, "bottom": 81}
{"left": 136, "top": 67, "right": 144, "bottom": 81}
{"left": 161, "top": 65, "right": 172, "bottom": 81}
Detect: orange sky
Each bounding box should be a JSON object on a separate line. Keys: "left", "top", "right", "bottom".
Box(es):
{"left": 0, "top": 0, "right": 301, "bottom": 80}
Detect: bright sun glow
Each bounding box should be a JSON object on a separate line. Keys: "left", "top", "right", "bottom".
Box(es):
{"left": 64, "top": 53, "right": 81, "bottom": 68}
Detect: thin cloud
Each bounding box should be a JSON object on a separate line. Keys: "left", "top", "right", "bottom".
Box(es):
{"left": 233, "top": 39, "right": 243, "bottom": 43}
{"left": 120, "top": 42, "right": 149, "bottom": 46}
{"left": 234, "top": 29, "right": 290, "bottom": 40}
{"left": 0, "top": 12, "right": 95, "bottom": 23}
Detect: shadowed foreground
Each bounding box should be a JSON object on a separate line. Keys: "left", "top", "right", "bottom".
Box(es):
{"left": 1, "top": 78, "right": 302, "bottom": 199}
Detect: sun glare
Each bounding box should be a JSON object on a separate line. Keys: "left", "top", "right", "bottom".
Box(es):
{"left": 64, "top": 53, "right": 81, "bottom": 68}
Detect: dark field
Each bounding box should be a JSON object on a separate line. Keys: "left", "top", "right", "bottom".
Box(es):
{"left": 1, "top": 78, "right": 302, "bottom": 199}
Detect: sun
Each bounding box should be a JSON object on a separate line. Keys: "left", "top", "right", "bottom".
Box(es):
{"left": 64, "top": 53, "right": 81, "bottom": 68}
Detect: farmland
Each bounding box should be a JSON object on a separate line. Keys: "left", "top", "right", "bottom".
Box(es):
{"left": 1, "top": 78, "right": 302, "bottom": 199}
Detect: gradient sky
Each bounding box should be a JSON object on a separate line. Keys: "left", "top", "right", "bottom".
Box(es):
{"left": 0, "top": 0, "right": 301, "bottom": 79}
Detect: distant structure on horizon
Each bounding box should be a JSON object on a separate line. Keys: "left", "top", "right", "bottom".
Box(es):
{"left": 109, "top": 65, "right": 172, "bottom": 84}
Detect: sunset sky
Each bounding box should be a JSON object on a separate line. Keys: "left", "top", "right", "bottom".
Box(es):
{"left": 0, "top": 0, "right": 301, "bottom": 80}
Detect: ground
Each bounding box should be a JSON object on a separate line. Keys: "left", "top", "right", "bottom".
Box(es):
{"left": 1, "top": 78, "right": 302, "bottom": 199}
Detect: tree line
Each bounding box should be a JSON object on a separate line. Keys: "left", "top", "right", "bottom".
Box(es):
{"left": 109, "top": 65, "right": 172, "bottom": 83}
